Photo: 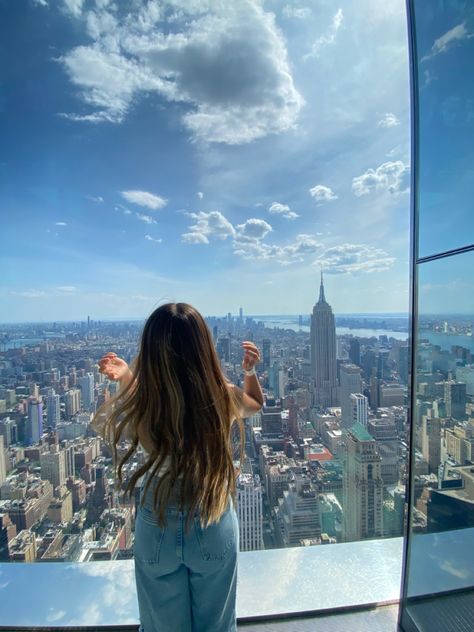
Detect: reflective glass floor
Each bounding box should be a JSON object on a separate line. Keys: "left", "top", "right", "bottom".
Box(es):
{"left": 0, "top": 538, "right": 403, "bottom": 628}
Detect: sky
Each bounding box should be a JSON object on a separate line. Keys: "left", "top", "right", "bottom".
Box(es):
{"left": 0, "top": 0, "right": 469, "bottom": 323}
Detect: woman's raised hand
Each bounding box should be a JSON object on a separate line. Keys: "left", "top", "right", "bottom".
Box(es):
{"left": 241, "top": 341, "right": 261, "bottom": 371}
{"left": 98, "top": 352, "right": 131, "bottom": 382}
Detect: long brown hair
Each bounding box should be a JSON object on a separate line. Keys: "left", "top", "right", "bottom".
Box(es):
{"left": 94, "top": 302, "right": 244, "bottom": 528}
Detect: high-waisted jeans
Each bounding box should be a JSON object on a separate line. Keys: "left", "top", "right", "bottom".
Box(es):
{"left": 134, "top": 477, "right": 239, "bottom": 632}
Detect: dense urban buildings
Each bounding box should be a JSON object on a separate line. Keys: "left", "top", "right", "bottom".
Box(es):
{"left": 4, "top": 286, "right": 460, "bottom": 563}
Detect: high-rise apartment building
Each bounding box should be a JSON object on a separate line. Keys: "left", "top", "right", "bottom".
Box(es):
{"left": 79, "top": 373, "right": 95, "bottom": 412}
{"left": 342, "top": 423, "right": 383, "bottom": 542}
{"left": 40, "top": 447, "right": 67, "bottom": 492}
{"left": 310, "top": 274, "right": 338, "bottom": 408}
{"left": 349, "top": 338, "right": 361, "bottom": 366}
{"left": 340, "top": 364, "right": 363, "bottom": 428}
{"left": 27, "top": 397, "right": 43, "bottom": 444}
{"left": 65, "top": 388, "right": 81, "bottom": 418}
{"left": 262, "top": 338, "right": 271, "bottom": 371}
{"left": 237, "top": 468, "right": 263, "bottom": 552}
{"left": 350, "top": 393, "right": 368, "bottom": 426}
{"left": 46, "top": 392, "right": 61, "bottom": 427}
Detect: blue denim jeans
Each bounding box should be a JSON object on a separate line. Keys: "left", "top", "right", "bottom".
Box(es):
{"left": 134, "top": 477, "right": 239, "bottom": 632}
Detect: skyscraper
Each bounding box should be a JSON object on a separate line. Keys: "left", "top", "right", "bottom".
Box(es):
{"left": 350, "top": 393, "right": 369, "bottom": 426}
{"left": 310, "top": 273, "right": 338, "bottom": 408}
{"left": 79, "top": 373, "right": 95, "bottom": 412}
{"left": 342, "top": 423, "right": 383, "bottom": 542}
{"left": 262, "top": 338, "right": 271, "bottom": 371}
{"left": 236, "top": 461, "right": 263, "bottom": 551}
{"left": 0, "top": 436, "right": 6, "bottom": 485}
{"left": 46, "top": 392, "right": 61, "bottom": 427}
{"left": 340, "top": 364, "right": 363, "bottom": 428}
{"left": 27, "top": 397, "right": 43, "bottom": 444}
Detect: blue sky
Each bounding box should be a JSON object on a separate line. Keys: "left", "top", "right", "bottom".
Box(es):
{"left": 1, "top": 0, "right": 465, "bottom": 322}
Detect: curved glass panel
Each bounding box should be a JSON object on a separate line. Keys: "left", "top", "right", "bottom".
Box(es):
{"left": 414, "top": 1, "right": 474, "bottom": 258}
{"left": 403, "top": 249, "right": 474, "bottom": 631}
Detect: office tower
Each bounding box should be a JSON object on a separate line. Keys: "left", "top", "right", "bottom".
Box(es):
{"left": 310, "top": 273, "right": 338, "bottom": 408}
{"left": 239, "top": 307, "right": 243, "bottom": 321}
{"left": 340, "top": 364, "right": 363, "bottom": 428}
{"left": 0, "top": 436, "right": 6, "bottom": 485}
{"left": 217, "top": 337, "right": 231, "bottom": 363}
{"left": 350, "top": 393, "right": 368, "bottom": 426}
{"left": 262, "top": 338, "right": 271, "bottom": 371}
{"left": 276, "top": 474, "right": 321, "bottom": 546}
{"left": 349, "top": 339, "right": 361, "bottom": 366}
{"left": 237, "top": 465, "right": 263, "bottom": 551}
{"left": 444, "top": 381, "right": 467, "bottom": 420}
{"left": 261, "top": 398, "right": 283, "bottom": 434}
{"left": 268, "top": 361, "right": 280, "bottom": 398}
{"left": 46, "top": 392, "right": 61, "bottom": 427}
{"left": 212, "top": 325, "right": 218, "bottom": 341}
{"left": 342, "top": 423, "right": 383, "bottom": 542}
{"left": 421, "top": 414, "right": 442, "bottom": 474}
{"left": 40, "top": 446, "right": 67, "bottom": 492}
{"left": 87, "top": 465, "right": 111, "bottom": 524}
{"left": 0, "top": 417, "right": 17, "bottom": 447}
{"left": 377, "top": 350, "right": 391, "bottom": 380}
{"left": 370, "top": 375, "right": 380, "bottom": 409}
{"left": 27, "top": 397, "right": 43, "bottom": 444}
{"left": 361, "top": 350, "right": 377, "bottom": 381}
{"left": 65, "top": 388, "right": 81, "bottom": 418}
{"left": 79, "top": 373, "right": 95, "bottom": 411}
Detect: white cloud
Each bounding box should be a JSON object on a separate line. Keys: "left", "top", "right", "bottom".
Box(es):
{"left": 135, "top": 213, "right": 157, "bottom": 225}
{"left": 144, "top": 234, "right": 162, "bottom": 243}
{"left": 59, "top": 1, "right": 303, "bottom": 144}
{"left": 352, "top": 160, "right": 409, "bottom": 196}
{"left": 197, "top": 191, "right": 204, "bottom": 199}
{"left": 62, "top": 0, "right": 84, "bottom": 19}
{"left": 236, "top": 218, "right": 273, "bottom": 241}
{"left": 11, "top": 289, "right": 46, "bottom": 298}
{"left": 55, "top": 221, "right": 67, "bottom": 226}
{"left": 268, "top": 202, "right": 300, "bottom": 220}
{"left": 182, "top": 210, "right": 236, "bottom": 244}
{"left": 56, "top": 286, "right": 77, "bottom": 293}
{"left": 377, "top": 112, "right": 400, "bottom": 128}
{"left": 422, "top": 23, "right": 474, "bottom": 62}
{"left": 32, "top": 0, "right": 48, "bottom": 6}
{"left": 315, "top": 243, "right": 396, "bottom": 274}
{"left": 309, "top": 185, "right": 338, "bottom": 204}
{"left": 182, "top": 232, "right": 209, "bottom": 244}
{"left": 121, "top": 190, "right": 167, "bottom": 210}
{"left": 86, "top": 195, "right": 104, "bottom": 203}
{"left": 47, "top": 609, "right": 66, "bottom": 623}
{"left": 282, "top": 5, "right": 311, "bottom": 20}
{"left": 304, "top": 8, "right": 343, "bottom": 59}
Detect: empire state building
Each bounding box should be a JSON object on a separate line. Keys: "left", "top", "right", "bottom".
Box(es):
{"left": 310, "top": 273, "right": 338, "bottom": 407}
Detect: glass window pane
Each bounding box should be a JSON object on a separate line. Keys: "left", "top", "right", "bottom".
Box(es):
{"left": 414, "top": 2, "right": 474, "bottom": 258}
{"left": 403, "top": 250, "right": 474, "bottom": 630}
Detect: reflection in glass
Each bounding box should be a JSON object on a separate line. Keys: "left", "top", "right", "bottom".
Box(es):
{"left": 404, "top": 250, "right": 474, "bottom": 630}
{"left": 414, "top": 1, "right": 474, "bottom": 258}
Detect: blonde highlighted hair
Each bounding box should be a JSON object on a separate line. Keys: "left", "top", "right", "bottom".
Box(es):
{"left": 93, "top": 303, "right": 244, "bottom": 529}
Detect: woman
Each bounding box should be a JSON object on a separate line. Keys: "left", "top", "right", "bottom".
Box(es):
{"left": 96, "top": 302, "right": 263, "bottom": 632}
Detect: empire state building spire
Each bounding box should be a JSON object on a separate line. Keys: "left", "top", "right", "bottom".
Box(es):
{"left": 318, "top": 270, "right": 326, "bottom": 304}
{"left": 310, "top": 273, "right": 338, "bottom": 408}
